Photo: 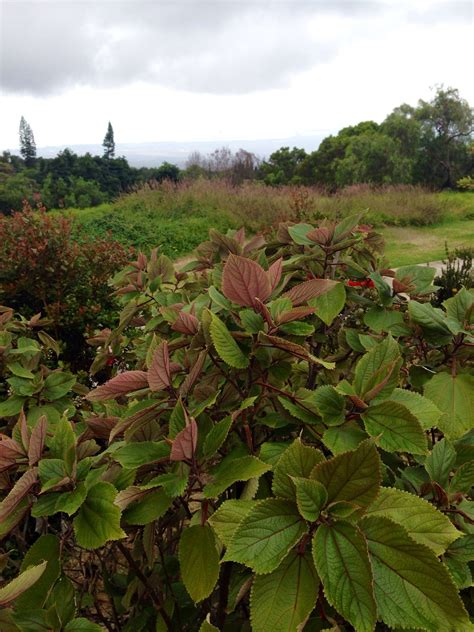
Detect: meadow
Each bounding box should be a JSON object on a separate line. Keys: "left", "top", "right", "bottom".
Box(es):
{"left": 56, "top": 180, "right": 474, "bottom": 265}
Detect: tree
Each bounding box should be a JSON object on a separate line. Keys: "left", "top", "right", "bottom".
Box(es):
{"left": 259, "top": 146, "right": 307, "bottom": 185}
{"left": 19, "top": 116, "right": 36, "bottom": 166}
{"left": 103, "top": 121, "right": 115, "bottom": 158}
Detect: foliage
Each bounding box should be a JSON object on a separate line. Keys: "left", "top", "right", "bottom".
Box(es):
{"left": 433, "top": 243, "right": 473, "bottom": 305}
{"left": 1, "top": 214, "right": 473, "bottom": 630}
{"left": 102, "top": 122, "right": 115, "bottom": 159}
{"left": 0, "top": 203, "right": 129, "bottom": 368}
{"left": 18, "top": 116, "right": 36, "bottom": 167}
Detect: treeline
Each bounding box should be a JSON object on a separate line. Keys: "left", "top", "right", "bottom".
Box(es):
{"left": 0, "top": 86, "right": 472, "bottom": 214}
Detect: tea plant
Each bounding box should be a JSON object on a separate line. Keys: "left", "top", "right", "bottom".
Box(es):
{"left": 0, "top": 216, "right": 473, "bottom": 631}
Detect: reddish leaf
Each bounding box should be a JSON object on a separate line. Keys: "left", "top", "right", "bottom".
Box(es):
{"left": 254, "top": 298, "right": 275, "bottom": 329}
{"left": 0, "top": 435, "right": 23, "bottom": 472}
{"left": 243, "top": 233, "right": 266, "bottom": 254}
{"left": 115, "top": 486, "right": 150, "bottom": 510}
{"left": 172, "top": 311, "right": 200, "bottom": 335}
{"left": 28, "top": 416, "right": 47, "bottom": 466}
{"left": 234, "top": 227, "right": 246, "bottom": 245}
{"left": 18, "top": 410, "right": 29, "bottom": 453}
{"left": 277, "top": 306, "right": 316, "bottom": 325}
{"left": 0, "top": 468, "right": 38, "bottom": 523}
{"left": 86, "top": 371, "right": 149, "bottom": 402}
{"left": 170, "top": 418, "right": 198, "bottom": 461}
{"left": 148, "top": 342, "right": 171, "bottom": 392}
{"left": 86, "top": 416, "right": 119, "bottom": 440}
{"left": 109, "top": 402, "right": 163, "bottom": 443}
{"left": 284, "top": 279, "right": 337, "bottom": 306}
{"left": 222, "top": 254, "right": 272, "bottom": 307}
{"left": 180, "top": 350, "right": 207, "bottom": 397}
{"left": 267, "top": 258, "right": 283, "bottom": 291}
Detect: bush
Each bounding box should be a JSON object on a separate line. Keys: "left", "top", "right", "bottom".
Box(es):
{"left": 433, "top": 243, "right": 473, "bottom": 304}
{"left": 0, "top": 217, "right": 473, "bottom": 630}
{"left": 0, "top": 202, "right": 129, "bottom": 369}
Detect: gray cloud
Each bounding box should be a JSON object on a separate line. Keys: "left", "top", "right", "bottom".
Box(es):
{"left": 0, "top": 0, "right": 470, "bottom": 96}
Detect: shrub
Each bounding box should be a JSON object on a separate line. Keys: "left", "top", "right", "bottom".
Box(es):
{"left": 0, "top": 217, "right": 473, "bottom": 631}
{"left": 0, "top": 202, "right": 129, "bottom": 369}
{"left": 433, "top": 243, "right": 473, "bottom": 304}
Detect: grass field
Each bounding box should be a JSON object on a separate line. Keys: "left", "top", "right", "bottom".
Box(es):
{"left": 54, "top": 182, "right": 474, "bottom": 265}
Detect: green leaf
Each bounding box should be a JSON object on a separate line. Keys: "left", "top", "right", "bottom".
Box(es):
{"left": 113, "top": 441, "right": 170, "bottom": 468}
{"left": 363, "top": 306, "right": 404, "bottom": 333}
{"left": 361, "top": 400, "right": 428, "bottom": 454}
{"left": 446, "top": 535, "right": 474, "bottom": 562}
{"left": 279, "top": 321, "right": 315, "bottom": 336}
{"left": 308, "top": 282, "right": 346, "bottom": 326}
{"left": 305, "top": 386, "right": 345, "bottom": 426}
{"left": 250, "top": 551, "right": 318, "bottom": 632}
{"left": 240, "top": 309, "right": 265, "bottom": 333}
{"left": 311, "top": 440, "right": 381, "bottom": 514}
{"left": 389, "top": 388, "right": 442, "bottom": 430}
{"left": 0, "top": 394, "right": 26, "bottom": 417}
{"left": 203, "top": 456, "right": 271, "bottom": 498}
{"left": 208, "top": 499, "right": 256, "bottom": 547}
{"left": 202, "top": 416, "right": 232, "bottom": 458}
{"left": 179, "top": 525, "right": 219, "bottom": 602}
{"left": 223, "top": 499, "right": 307, "bottom": 574}
{"left": 365, "top": 487, "right": 460, "bottom": 555}
{"left": 450, "top": 460, "right": 474, "bottom": 494}
{"left": 42, "top": 372, "right": 76, "bottom": 401}
{"left": 396, "top": 265, "right": 438, "bottom": 295}
{"left": 322, "top": 422, "right": 368, "bottom": 455}
{"left": 408, "top": 301, "right": 452, "bottom": 344}
{"left": 425, "top": 438, "right": 457, "bottom": 487}
{"left": 444, "top": 557, "right": 472, "bottom": 590}
{"left": 15, "top": 535, "right": 60, "bottom": 609}
{"left": 353, "top": 336, "right": 401, "bottom": 401}
{"left": 424, "top": 372, "right": 474, "bottom": 439}
{"left": 288, "top": 223, "right": 314, "bottom": 245}
{"left": 209, "top": 312, "right": 249, "bottom": 369}
{"left": 49, "top": 416, "right": 76, "bottom": 475}
{"left": 123, "top": 489, "right": 172, "bottom": 525}
{"left": 73, "top": 482, "right": 126, "bottom": 549}
{"left": 64, "top": 618, "right": 105, "bottom": 631}
{"left": 444, "top": 287, "right": 473, "bottom": 327}
{"left": 272, "top": 438, "right": 324, "bottom": 500}
{"left": 313, "top": 522, "right": 376, "bottom": 632}
{"left": 0, "top": 562, "right": 47, "bottom": 606}
{"left": 199, "top": 619, "right": 219, "bottom": 632}
{"left": 361, "top": 515, "right": 471, "bottom": 631}
{"left": 291, "top": 477, "right": 327, "bottom": 522}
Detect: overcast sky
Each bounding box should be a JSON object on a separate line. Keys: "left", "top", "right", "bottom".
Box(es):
{"left": 0, "top": 0, "right": 473, "bottom": 150}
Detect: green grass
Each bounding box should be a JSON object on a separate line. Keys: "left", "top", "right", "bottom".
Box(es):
{"left": 52, "top": 182, "right": 474, "bottom": 264}
{"left": 382, "top": 219, "right": 474, "bottom": 267}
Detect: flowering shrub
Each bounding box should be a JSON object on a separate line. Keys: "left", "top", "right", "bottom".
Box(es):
{"left": 0, "top": 216, "right": 473, "bottom": 631}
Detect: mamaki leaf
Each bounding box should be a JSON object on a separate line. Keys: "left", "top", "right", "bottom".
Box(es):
{"left": 209, "top": 312, "right": 249, "bottom": 369}
{"left": 179, "top": 525, "right": 219, "bottom": 602}
{"left": 291, "top": 477, "right": 327, "bottom": 522}
{"left": 203, "top": 455, "right": 271, "bottom": 498}
{"left": 425, "top": 438, "right": 457, "bottom": 487}
{"left": 222, "top": 253, "right": 272, "bottom": 307}
{"left": 365, "top": 487, "right": 460, "bottom": 555}
{"left": 424, "top": 372, "right": 474, "bottom": 439}
{"left": 353, "top": 336, "right": 401, "bottom": 401}
{"left": 361, "top": 400, "right": 428, "bottom": 454}
{"left": 308, "top": 281, "right": 346, "bottom": 325}
{"left": 223, "top": 499, "right": 307, "bottom": 574}
{"left": 313, "top": 521, "right": 376, "bottom": 632}
{"left": 86, "top": 371, "right": 149, "bottom": 401}
{"left": 15, "top": 534, "right": 60, "bottom": 609}
{"left": 148, "top": 341, "right": 171, "bottom": 391}
{"left": 73, "top": 482, "right": 126, "bottom": 549}
{"left": 113, "top": 440, "right": 170, "bottom": 468}
{"left": 0, "top": 562, "right": 47, "bottom": 606}
{"left": 284, "top": 278, "right": 337, "bottom": 307}
{"left": 361, "top": 515, "right": 472, "bottom": 631}
{"left": 208, "top": 499, "right": 256, "bottom": 547}
{"left": 250, "top": 551, "right": 319, "bottom": 632}
{"left": 272, "top": 438, "right": 325, "bottom": 500}
{"left": 0, "top": 468, "right": 38, "bottom": 524}
{"left": 388, "top": 388, "right": 442, "bottom": 430}
{"left": 170, "top": 418, "right": 198, "bottom": 461}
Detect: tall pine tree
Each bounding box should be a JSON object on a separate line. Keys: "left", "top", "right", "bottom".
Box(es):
{"left": 19, "top": 116, "right": 36, "bottom": 166}
{"left": 102, "top": 122, "right": 115, "bottom": 158}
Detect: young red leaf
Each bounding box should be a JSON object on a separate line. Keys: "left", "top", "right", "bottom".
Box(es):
{"left": 267, "top": 258, "right": 283, "bottom": 291}
{"left": 0, "top": 468, "right": 38, "bottom": 523}
{"left": 170, "top": 418, "right": 198, "bottom": 461}
{"left": 86, "top": 371, "right": 149, "bottom": 401}
{"left": 28, "top": 415, "right": 47, "bottom": 466}
{"left": 180, "top": 350, "right": 207, "bottom": 397}
{"left": 222, "top": 254, "right": 272, "bottom": 307}
{"left": 284, "top": 279, "right": 337, "bottom": 306}
{"left": 148, "top": 341, "right": 171, "bottom": 391}
{"left": 172, "top": 311, "right": 200, "bottom": 335}
{"left": 277, "top": 306, "right": 316, "bottom": 325}
{"left": 86, "top": 416, "right": 119, "bottom": 440}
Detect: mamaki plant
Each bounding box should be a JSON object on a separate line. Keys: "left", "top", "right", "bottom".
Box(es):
{"left": 0, "top": 216, "right": 473, "bottom": 631}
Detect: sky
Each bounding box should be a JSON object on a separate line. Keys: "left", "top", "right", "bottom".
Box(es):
{"left": 0, "top": 0, "right": 473, "bottom": 150}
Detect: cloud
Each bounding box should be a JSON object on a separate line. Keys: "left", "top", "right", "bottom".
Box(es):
{"left": 0, "top": 1, "right": 471, "bottom": 96}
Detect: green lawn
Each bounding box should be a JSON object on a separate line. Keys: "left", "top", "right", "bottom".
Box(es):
{"left": 382, "top": 218, "right": 474, "bottom": 267}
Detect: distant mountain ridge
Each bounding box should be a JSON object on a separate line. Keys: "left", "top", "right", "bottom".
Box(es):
{"left": 5, "top": 135, "right": 328, "bottom": 167}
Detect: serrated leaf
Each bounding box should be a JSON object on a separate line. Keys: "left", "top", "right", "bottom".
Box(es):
{"left": 223, "top": 499, "right": 307, "bottom": 574}
{"left": 425, "top": 438, "right": 457, "bottom": 487}
{"left": 313, "top": 522, "right": 376, "bottom": 632}
{"left": 389, "top": 388, "right": 442, "bottom": 430}
{"left": 113, "top": 441, "right": 170, "bottom": 468}
{"left": 361, "top": 515, "right": 471, "bottom": 631}
{"left": 222, "top": 253, "right": 272, "bottom": 307}
{"left": 250, "top": 551, "right": 318, "bottom": 632}
{"left": 86, "top": 371, "right": 149, "bottom": 401}
{"left": 240, "top": 309, "right": 265, "bottom": 333}
{"left": 311, "top": 440, "right": 380, "bottom": 514}
{"left": 208, "top": 499, "right": 256, "bottom": 546}
{"left": 305, "top": 386, "right": 345, "bottom": 426}
{"left": 322, "top": 422, "right": 368, "bottom": 455}
{"left": 148, "top": 341, "right": 171, "bottom": 391}
{"left": 363, "top": 306, "right": 404, "bottom": 333}
{"left": 73, "top": 482, "right": 125, "bottom": 549}
{"left": 443, "top": 287, "right": 473, "bottom": 326}
{"left": 32, "top": 483, "right": 87, "bottom": 518}
{"left": 450, "top": 460, "right": 474, "bottom": 494}
{"left": 308, "top": 282, "right": 346, "bottom": 325}
{"left": 0, "top": 562, "right": 47, "bottom": 606}
{"left": 361, "top": 400, "right": 428, "bottom": 454}
{"left": 209, "top": 312, "right": 249, "bottom": 369}
{"left": 42, "top": 372, "right": 76, "bottom": 401}
{"left": 446, "top": 535, "right": 474, "bottom": 562}
{"left": 123, "top": 488, "right": 172, "bottom": 525}
{"left": 365, "top": 487, "right": 460, "bottom": 555}
{"left": 179, "top": 525, "right": 219, "bottom": 602}
{"left": 353, "top": 336, "right": 401, "bottom": 401}
{"left": 170, "top": 418, "right": 198, "bottom": 461}
{"left": 272, "top": 438, "right": 324, "bottom": 500}
{"left": 15, "top": 534, "right": 60, "bottom": 610}
{"left": 291, "top": 477, "right": 327, "bottom": 522}
{"left": 203, "top": 456, "right": 271, "bottom": 498}
{"left": 287, "top": 223, "right": 315, "bottom": 245}
{"left": 424, "top": 372, "right": 474, "bottom": 439}
{"left": 203, "top": 416, "right": 232, "bottom": 458}
{"left": 284, "top": 279, "right": 337, "bottom": 307}
{"left": 64, "top": 618, "right": 104, "bottom": 631}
